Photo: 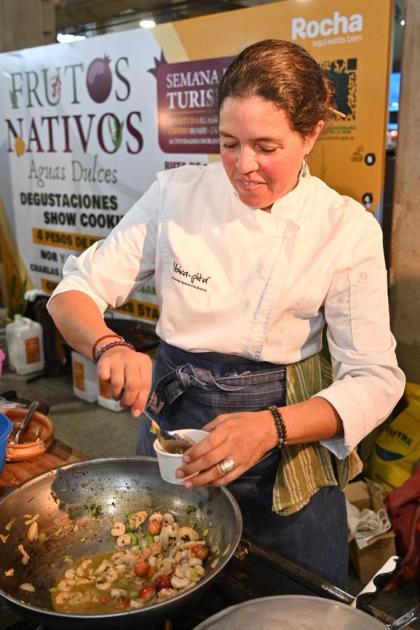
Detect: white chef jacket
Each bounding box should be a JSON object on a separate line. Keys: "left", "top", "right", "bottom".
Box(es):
{"left": 49, "top": 162, "right": 405, "bottom": 459}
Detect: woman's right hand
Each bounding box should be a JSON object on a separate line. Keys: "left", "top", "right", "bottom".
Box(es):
{"left": 96, "top": 346, "right": 153, "bottom": 417}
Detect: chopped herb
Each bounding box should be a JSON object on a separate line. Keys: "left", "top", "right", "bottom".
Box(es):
{"left": 125, "top": 526, "right": 137, "bottom": 534}
{"left": 63, "top": 555, "right": 72, "bottom": 563}
{"left": 38, "top": 532, "right": 48, "bottom": 542}
{"left": 185, "top": 505, "right": 196, "bottom": 515}
{"left": 202, "top": 528, "right": 209, "bottom": 537}
{"left": 84, "top": 504, "right": 103, "bottom": 518}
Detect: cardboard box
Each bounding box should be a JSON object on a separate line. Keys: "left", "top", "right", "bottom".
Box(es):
{"left": 345, "top": 480, "right": 396, "bottom": 584}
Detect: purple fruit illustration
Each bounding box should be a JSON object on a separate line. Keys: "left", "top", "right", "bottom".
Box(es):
{"left": 86, "top": 56, "right": 112, "bottom": 103}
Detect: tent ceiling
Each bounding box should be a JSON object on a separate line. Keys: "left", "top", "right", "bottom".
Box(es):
{"left": 54, "top": 0, "right": 263, "bottom": 30}
{"left": 54, "top": 0, "right": 404, "bottom": 69}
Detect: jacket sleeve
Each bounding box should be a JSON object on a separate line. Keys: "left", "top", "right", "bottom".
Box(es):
{"left": 315, "top": 211, "right": 405, "bottom": 459}
{"left": 47, "top": 180, "right": 160, "bottom": 315}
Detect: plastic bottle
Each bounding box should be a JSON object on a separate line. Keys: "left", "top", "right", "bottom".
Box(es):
{"left": 97, "top": 379, "right": 124, "bottom": 412}
{"left": 71, "top": 351, "right": 98, "bottom": 403}
{"left": 5, "top": 314, "right": 45, "bottom": 375}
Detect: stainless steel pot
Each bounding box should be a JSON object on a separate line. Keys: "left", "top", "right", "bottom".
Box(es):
{"left": 194, "top": 595, "right": 420, "bottom": 629}
{"left": 0, "top": 457, "right": 242, "bottom": 628}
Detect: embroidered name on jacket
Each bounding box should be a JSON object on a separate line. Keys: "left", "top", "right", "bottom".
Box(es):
{"left": 172, "top": 260, "right": 211, "bottom": 292}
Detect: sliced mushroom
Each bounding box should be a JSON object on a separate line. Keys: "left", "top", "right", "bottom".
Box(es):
{"left": 24, "top": 514, "right": 40, "bottom": 526}
{"left": 19, "top": 583, "right": 35, "bottom": 592}
{"left": 27, "top": 521, "right": 39, "bottom": 541}
{"left": 17, "top": 544, "right": 30, "bottom": 565}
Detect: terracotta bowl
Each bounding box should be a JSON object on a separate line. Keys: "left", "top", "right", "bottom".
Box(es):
{"left": 5, "top": 408, "right": 54, "bottom": 462}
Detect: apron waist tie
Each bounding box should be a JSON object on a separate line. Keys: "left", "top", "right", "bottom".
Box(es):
{"left": 149, "top": 361, "right": 261, "bottom": 411}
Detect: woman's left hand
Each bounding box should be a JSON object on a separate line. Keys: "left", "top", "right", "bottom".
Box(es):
{"left": 176, "top": 410, "right": 278, "bottom": 487}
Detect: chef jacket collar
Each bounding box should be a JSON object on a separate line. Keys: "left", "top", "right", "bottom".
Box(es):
{"left": 270, "top": 168, "right": 311, "bottom": 223}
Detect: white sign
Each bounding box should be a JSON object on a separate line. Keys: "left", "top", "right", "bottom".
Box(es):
{"left": 0, "top": 30, "right": 212, "bottom": 321}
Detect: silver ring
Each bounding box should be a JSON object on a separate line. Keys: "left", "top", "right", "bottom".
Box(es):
{"left": 219, "top": 457, "right": 236, "bottom": 474}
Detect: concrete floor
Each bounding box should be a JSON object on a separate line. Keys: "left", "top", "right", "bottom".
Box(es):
{"left": 0, "top": 368, "right": 419, "bottom": 628}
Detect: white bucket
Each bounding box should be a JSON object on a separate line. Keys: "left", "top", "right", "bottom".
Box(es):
{"left": 97, "top": 379, "right": 124, "bottom": 412}
{"left": 71, "top": 351, "right": 98, "bottom": 403}
{"left": 5, "top": 315, "right": 45, "bottom": 375}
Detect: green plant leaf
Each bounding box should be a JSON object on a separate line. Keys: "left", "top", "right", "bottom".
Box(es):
{"left": 108, "top": 117, "right": 124, "bottom": 150}
{"left": 9, "top": 90, "right": 17, "bottom": 108}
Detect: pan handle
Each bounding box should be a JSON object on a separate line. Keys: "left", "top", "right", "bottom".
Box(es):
{"left": 387, "top": 603, "right": 420, "bottom": 630}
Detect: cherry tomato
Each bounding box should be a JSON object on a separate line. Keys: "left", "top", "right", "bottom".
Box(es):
{"left": 140, "top": 584, "right": 155, "bottom": 600}
{"left": 115, "top": 597, "right": 130, "bottom": 609}
{"left": 134, "top": 559, "right": 149, "bottom": 577}
{"left": 155, "top": 573, "right": 172, "bottom": 591}
{"left": 191, "top": 544, "right": 209, "bottom": 560}
{"left": 147, "top": 519, "right": 162, "bottom": 535}
{"left": 100, "top": 595, "right": 110, "bottom": 605}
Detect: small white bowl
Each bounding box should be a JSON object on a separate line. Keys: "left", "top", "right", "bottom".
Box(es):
{"left": 153, "top": 428, "right": 209, "bottom": 485}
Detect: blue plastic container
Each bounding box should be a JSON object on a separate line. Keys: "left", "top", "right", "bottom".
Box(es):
{"left": 0, "top": 412, "right": 12, "bottom": 474}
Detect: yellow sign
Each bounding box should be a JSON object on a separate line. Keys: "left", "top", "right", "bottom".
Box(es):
{"left": 40, "top": 278, "right": 158, "bottom": 323}
{"left": 32, "top": 228, "right": 102, "bottom": 251}
{"left": 114, "top": 299, "right": 159, "bottom": 323}
{"left": 41, "top": 278, "right": 59, "bottom": 293}
{"left": 158, "top": 0, "right": 392, "bottom": 211}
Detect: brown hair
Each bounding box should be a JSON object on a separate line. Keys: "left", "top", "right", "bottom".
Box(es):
{"left": 217, "top": 39, "right": 336, "bottom": 137}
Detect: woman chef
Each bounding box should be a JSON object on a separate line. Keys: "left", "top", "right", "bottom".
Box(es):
{"left": 49, "top": 39, "right": 405, "bottom": 588}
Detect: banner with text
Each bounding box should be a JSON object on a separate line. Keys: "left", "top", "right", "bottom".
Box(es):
{"left": 0, "top": 0, "right": 392, "bottom": 322}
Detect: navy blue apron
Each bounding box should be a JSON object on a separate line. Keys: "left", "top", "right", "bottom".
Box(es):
{"left": 137, "top": 341, "right": 348, "bottom": 590}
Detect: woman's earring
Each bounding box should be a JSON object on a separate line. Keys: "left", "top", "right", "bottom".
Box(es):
{"left": 301, "top": 154, "right": 309, "bottom": 178}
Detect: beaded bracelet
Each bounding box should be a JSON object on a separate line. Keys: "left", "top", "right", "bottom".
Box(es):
{"left": 94, "top": 340, "right": 136, "bottom": 364}
{"left": 268, "top": 405, "right": 288, "bottom": 449}
{"left": 92, "top": 334, "right": 123, "bottom": 360}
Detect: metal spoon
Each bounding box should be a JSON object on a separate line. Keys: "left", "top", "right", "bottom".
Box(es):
{"left": 12, "top": 401, "right": 39, "bottom": 444}
{"left": 143, "top": 409, "right": 195, "bottom": 453}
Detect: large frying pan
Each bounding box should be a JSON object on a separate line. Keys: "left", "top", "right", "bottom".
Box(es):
{"left": 0, "top": 457, "right": 242, "bottom": 629}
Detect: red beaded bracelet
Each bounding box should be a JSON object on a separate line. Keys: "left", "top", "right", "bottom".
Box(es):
{"left": 94, "top": 340, "right": 135, "bottom": 364}
{"left": 92, "top": 334, "right": 122, "bottom": 360}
